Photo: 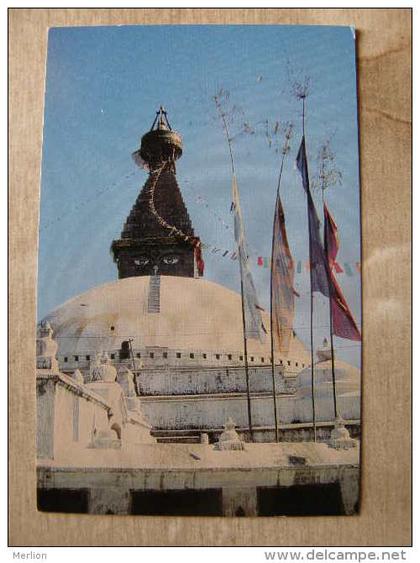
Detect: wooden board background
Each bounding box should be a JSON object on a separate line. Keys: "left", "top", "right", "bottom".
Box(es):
{"left": 8, "top": 8, "right": 412, "bottom": 547}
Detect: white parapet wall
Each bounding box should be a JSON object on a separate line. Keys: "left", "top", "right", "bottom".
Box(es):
{"left": 37, "top": 372, "right": 112, "bottom": 460}
{"left": 36, "top": 441, "right": 360, "bottom": 516}
{"left": 36, "top": 370, "right": 156, "bottom": 461}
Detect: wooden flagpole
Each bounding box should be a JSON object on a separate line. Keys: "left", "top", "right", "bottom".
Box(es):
{"left": 214, "top": 96, "right": 253, "bottom": 441}
{"left": 269, "top": 126, "right": 292, "bottom": 443}
{"left": 321, "top": 188, "right": 338, "bottom": 420}
{"left": 301, "top": 95, "right": 317, "bottom": 443}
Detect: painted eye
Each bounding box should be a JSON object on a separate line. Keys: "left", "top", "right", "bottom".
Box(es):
{"left": 162, "top": 255, "right": 179, "bottom": 264}
{"left": 134, "top": 257, "right": 149, "bottom": 266}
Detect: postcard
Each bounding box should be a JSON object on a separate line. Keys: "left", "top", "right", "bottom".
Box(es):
{"left": 36, "top": 24, "right": 361, "bottom": 516}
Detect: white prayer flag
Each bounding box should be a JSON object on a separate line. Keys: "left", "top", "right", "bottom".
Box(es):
{"left": 231, "top": 175, "right": 266, "bottom": 342}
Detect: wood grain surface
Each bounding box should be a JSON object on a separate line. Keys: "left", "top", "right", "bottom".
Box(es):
{"left": 8, "top": 8, "right": 412, "bottom": 547}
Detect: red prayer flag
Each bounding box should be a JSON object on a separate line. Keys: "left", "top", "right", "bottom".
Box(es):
{"left": 330, "top": 279, "right": 361, "bottom": 341}
{"left": 324, "top": 204, "right": 361, "bottom": 341}
{"left": 324, "top": 203, "right": 339, "bottom": 263}
{"left": 192, "top": 237, "right": 205, "bottom": 276}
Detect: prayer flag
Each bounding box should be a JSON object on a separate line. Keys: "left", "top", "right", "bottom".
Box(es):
{"left": 324, "top": 204, "right": 361, "bottom": 341}
{"left": 232, "top": 175, "right": 266, "bottom": 341}
{"left": 271, "top": 192, "right": 295, "bottom": 353}
{"left": 296, "top": 137, "right": 330, "bottom": 298}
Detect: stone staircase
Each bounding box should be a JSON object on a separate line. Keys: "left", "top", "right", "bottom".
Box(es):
{"left": 148, "top": 275, "right": 161, "bottom": 313}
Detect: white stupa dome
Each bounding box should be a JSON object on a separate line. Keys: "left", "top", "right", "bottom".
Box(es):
{"left": 42, "top": 275, "right": 310, "bottom": 365}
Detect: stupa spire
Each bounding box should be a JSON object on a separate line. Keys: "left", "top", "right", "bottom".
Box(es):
{"left": 111, "top": 107, "right": 203, "bottom": 279}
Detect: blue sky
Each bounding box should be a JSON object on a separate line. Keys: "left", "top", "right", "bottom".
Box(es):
{"left": 39, "top": 25, "right": 361, "bottom": 366}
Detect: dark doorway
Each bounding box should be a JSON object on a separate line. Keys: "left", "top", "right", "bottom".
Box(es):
{"left": 257, "top": 483, "right": 344, "bottom": 516}
{"left": 37, "top": 488, "right": 89, "bottom": 513}
{"left": 130, "top": 488, "right": 223, "bottom": 516}
{"left": 120, "top": 340, "right": 131, "bottom": 360}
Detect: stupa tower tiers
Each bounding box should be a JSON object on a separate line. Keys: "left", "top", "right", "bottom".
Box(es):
{"left": 111, "top": 107, "right": 203, "bottom": 279}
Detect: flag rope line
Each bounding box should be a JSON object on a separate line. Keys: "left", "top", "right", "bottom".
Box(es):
{"left": 39, "top": 170, "right": 137, "bottom": 232}
{"left": 145, "top": 160, "right": 204, "bottom": 275}
{"left": 39, "top": 163, "right": 361, "bottom": 275}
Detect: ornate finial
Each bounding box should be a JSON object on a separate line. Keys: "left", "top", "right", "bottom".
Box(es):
{"left": 132, "top": 107, "right": 182, "bottom": 171}
{"left": 116, "top": 365, "right": 146, "bottom": 416}
{"left": 156, "top": 106, "right": 170, "bottom": 131}
{"left": 317, "top": 337, "right": 332, "bottom": 363}
{"left": 215, "top": 417, "right": 245, "bottom": 451}
{"left": 116, "top": 366, "right": 136, "bottom": 397}
{"left": 90, "top": 351, "right": 117, "bottom": 383}
{"left": 224, "top": 417, "right": 236, "bottom": 431}
{"left": 36, "top": 321, "right": 59, "bottom": 372}
{"left": 89, "top": 352, "right": 101, "bottom": 381}
{"left": 71, "top": 369, "right": 84, "bottom": 384}
{"left": 100, "top": 351, "right": 110, "bottom": 364}
{"left": 329, "top": 416, "right": 357, "bottom": 450}
{"left": 38, "top": 320, "right": 53, "bottom": 338}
